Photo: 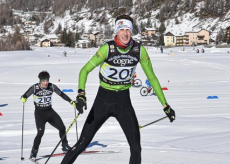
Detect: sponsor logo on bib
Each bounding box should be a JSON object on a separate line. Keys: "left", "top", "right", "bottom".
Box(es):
{"left": 113, "top": 58, "right": 134, "bottom": 66}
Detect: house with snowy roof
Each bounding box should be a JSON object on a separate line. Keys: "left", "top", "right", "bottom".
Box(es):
{"left": 89, "top": 31, "right": 101, "bottom": 41}
{"left": 164, "top": 32, "right": 175, "bottom": 46}
{"left": 81, "top": 33, "right": 90, "bottom": 40}
{"left": 175, "top": 33, "right": 188, "bottom": 46}
{"left": 76, "top": 40, "right": 90, "bottom": 48}
{"left": 185, "top": 29, "right": 210, "bottom": 45}
{"left": 165, "top": 28, "right": 210, "bottom": 46}
{"left": 37, "top": 38, "right": 51, "bottom": 47}
{"left": 42, "top": 34, "right": 59, "bottom": 44}
{"left": 141, "top": 28, "right": 156, "bottom": 36}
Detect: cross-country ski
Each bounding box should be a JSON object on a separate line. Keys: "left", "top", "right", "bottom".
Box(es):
{"left": 39, "top": 150, "right": 122, "bottom": 158}
{"left": 28, "top": 157, "right": 40, "bottom": 164}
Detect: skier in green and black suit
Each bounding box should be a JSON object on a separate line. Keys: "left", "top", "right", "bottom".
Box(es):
{"left": 20, "top": 71, "right": 77, "bottom": 162}
{"left": 61, "top": 15, "right": 176, "bottom": 164}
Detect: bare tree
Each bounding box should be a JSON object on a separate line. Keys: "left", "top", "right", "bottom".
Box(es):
{"left": 0, "top": 26, "right": 30, "bottom": 51}
{"left": 218, "top": 0, "right": 224, "bottom": 15}
{"left": 44, "top": 20, "right": 53, "bottom": 34}
{"left": 184, "top": 0, "right": 190, "bottom": 9}
{"left": 104, "top": 24, "right": 113, "bottom": 39}
{"left": 190, "top": 0, "right": 196, "bottom": 11}
{"left": 80, "top": 22, "right": 85, "bottom": 34}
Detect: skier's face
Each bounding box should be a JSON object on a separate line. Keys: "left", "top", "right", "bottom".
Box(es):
{"left": 40, "top": 80, "right": 49, "bottom": 88}
{"left": 116, "top": 29, "right": 131, "bottom": 45}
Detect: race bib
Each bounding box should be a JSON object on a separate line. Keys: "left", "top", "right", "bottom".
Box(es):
{"left": 100, "top": 62, "right": 136, "bottom": 82}
{"left": 34, "top": 95, "right": 52, "bottom": 105}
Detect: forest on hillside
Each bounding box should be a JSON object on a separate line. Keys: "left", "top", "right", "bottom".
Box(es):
{"left": 2, "top": 0, "right": 230, "bottom": 21}
{"left": 1, "top": 0, "right": 230, "bottom": 50}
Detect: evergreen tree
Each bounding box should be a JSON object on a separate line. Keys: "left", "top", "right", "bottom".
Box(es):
{"left": 60, "top": 28, "right": 68, "bottom": 45}
{"left": 139, "top": 21, "right": 146, "bottom": 32}
{"left": 55, "top": 23, "right": 62, "bottom": 34}
{"left": 133, "top": 22, "right": 139, "bottom": 35}
{"left": 75, "top": 32, "right": 80, "bottom": 42}
{"left": 67, "top": 31, "right": 75, "bottom": 47}
{"left": 146, "top": 18, "right": 152, "bottom": 28}
{"left": 223, "top": 31, "right": 228, "bottom": 43}
{"left": 227, "top": 38, "right": 230, "bottom": 44}
{"left": 175, "top": 17, "right": 179, "bottom": 24}
{"left": 30, "top": 15, "right": 40, "bottom": 25}
{"left": 158, "top": 22, "right": 166, "bottom": 34}
{"left": 44, "top": 21, "right": 51, "bottom": 34}
{"left": 216, "top": 28, "right": 224, "bottom": 44}
{"left": 158, "top": 33, "right": 164, "bottom": 46}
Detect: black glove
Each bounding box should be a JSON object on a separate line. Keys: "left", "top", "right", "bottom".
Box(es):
{"left": 76, "top": 93, "right": 87, "bottom": 114}
{"left": 163, "top": 104, "right": 175, "bottom": 122}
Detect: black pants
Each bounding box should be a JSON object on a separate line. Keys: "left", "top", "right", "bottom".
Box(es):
{"left": 33, "top": 108, "right": 67, "bottom": 150}
{"left": 61, "top": 87, "right": 141, "bottom": 164}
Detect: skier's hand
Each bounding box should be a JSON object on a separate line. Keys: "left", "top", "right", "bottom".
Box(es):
{"left": 76, "top": 93, "right": 87, "bottom": 114}
{"left": 20, "top": 96, "right": 27, "bottom": 103}
{"left": 163, "top": 104, "right": 175, "bottom": 122}
{"left": 70, "top": 100, "right": 76, "bottom": 108}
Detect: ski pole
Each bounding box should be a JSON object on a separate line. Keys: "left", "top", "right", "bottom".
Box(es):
{"left": 139, "top": 116, "right": 167, "bottom": 129}
{"left": 45, "top": 112, "right": 81, "bottom": 164}
{"left": 74, "top": 107, "right": 79, "bottom": 141}
{"left": 21, "top": 103, "right": 25, "bottom": 160}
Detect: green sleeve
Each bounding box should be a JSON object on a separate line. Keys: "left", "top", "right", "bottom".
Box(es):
{"left": 78, "top": 44, "right": 108, "bottom": 91}
{"left": 140, "top": 46, "right": 167, "bottom": 106}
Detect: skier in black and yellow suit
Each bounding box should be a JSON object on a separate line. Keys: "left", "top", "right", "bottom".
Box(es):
{"left": 20, "top": 71, "right": 76, "bottom": 162}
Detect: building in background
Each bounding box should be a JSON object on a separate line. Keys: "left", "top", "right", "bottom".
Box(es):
{"left": 175, "top": 34, "right": 187, "bottom": 46}
{"left": 141, "top": 28, "right": 156, "bottom": 36}
{"left": 186, "top": 29, "right": 210, "bottom": 45}
{"left": 42, "top": 34, "right": 59, "bottom": 44}
{"left": 76, "top": 40, "right": 90, "bottom": 48}
{"left": 89, "top": 31, "right": 103, "bottom": 47}
{"left": 225, "top": 26, "right": 230, "bottom": 42}
{"left": 164, "top": 32, "right": 175, "bottom": 46}
{"left": 165, "top": 29, "right": 210, "bottom": 46}
{"left": 36, "top": 34, "right": 59, "bottom": 47}
{"left": 37, "top": 39, "right": 51, "bottom": 47}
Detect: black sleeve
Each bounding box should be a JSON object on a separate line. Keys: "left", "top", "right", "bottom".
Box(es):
{"left": 53, "top": 84, "right": 72, "bottom": 102}
{"left": 22, "top": 85, "right": 34, "bottom": 98}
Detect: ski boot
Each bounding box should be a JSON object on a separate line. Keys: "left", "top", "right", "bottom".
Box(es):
{"left": 62, "top": 142, "right": 71, "bottom": 152}
{"left": 29, "top": 148, "right": 38, "bottom": 162}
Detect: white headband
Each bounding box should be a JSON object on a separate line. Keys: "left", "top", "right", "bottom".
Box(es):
{"left": 114, "top": 19, "right": 133, "bottom": 34}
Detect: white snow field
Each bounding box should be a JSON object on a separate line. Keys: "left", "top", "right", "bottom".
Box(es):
{"left": 0, "top": 46, "right": 230, "bottom": 164}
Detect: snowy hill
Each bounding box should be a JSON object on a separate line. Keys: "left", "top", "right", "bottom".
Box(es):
{"left": 29, "top": 1, "right": 230, "bottom": 40}
{"left": 2, "top": 0, "right": 230, "bottom": 41}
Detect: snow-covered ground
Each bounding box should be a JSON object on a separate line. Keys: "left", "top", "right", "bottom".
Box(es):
{"left": 0, "top": 46, "right": 230, "bottom": 164}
